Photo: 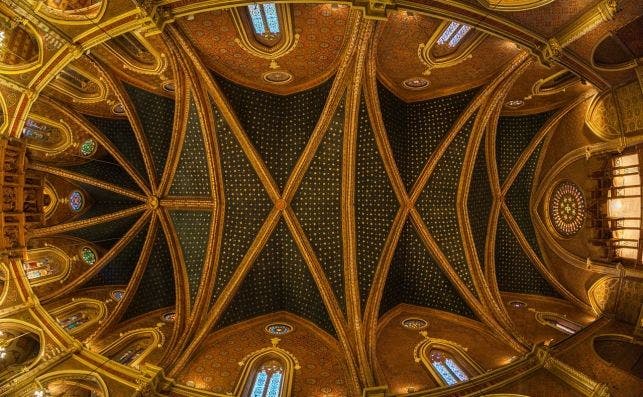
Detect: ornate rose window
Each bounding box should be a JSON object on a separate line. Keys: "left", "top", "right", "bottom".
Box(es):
{"left": 549, "top": 181, "right": 586, "bottom": 237}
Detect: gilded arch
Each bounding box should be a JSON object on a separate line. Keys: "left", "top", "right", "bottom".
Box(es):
{"left": 533, "top": 310, "right": 582, "bottom": 335}
{"left": 21, "top": 115, "right": 73, "bottom": 156}
{"left": 32, "top": 369, "right": 109, "bottom": 397}
{"left": 234, "top": 338, "right": 300, "bottom": 397}
{"left": 50, "top": 64, "right": 107, "bottom": 104}
{"left": 0, "top": 319, "right": 45, "bottom": 381}
{"left": 49, "top": 298, "right": 107, "bottom": 335}
{"left": 588, "top": 276, "right": 619, "bottom": 315}
{"left": 99, "top": 327, "right": 165, "bottom": 368}
{"left": 104, "top": 31, "right": 169, "bottom": 76}
{"left": 476, "top": 0, "right": 555, "bottom": 11}
{"left": 21, "top": 245, "right": 72, "bottom": 286}
{"left": 413, "top": 333, "right": 484, "bottom": 387}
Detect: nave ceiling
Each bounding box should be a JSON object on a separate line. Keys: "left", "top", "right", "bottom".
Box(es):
{"left": 0, "top": 0, "right": 641, "bottom": 395}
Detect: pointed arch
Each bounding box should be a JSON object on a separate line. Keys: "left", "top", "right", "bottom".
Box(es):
{"left": 413, "top": 335, "right": 484, "bottom": 387}
{"left": 21, "top": 115, "right": 73, "bottom": 156}
{"left": 33, "top": 369, "right": 109, "bottom": 397}
{"left": 20, "top": 246, "right": 72, "bottom": 286}
{"left": 103, "top": 31, "right": 169, "bottom": 75}
{"left": 99, "top": 327, "right": 164, "bottom": 368}
{"left": 234, "top": 339, "right": 300, "bottom": 397}
{"left": 0, "top": 319, "right": 44, "bottom": 382}
{"left": 533, "top": 310, "right": 582, "bottom": 335}
{"left": 50, "top": 64, "right": 107, "bottom": 104}
{"left": 49, "top": 298, "right": 107, "bottom": 335}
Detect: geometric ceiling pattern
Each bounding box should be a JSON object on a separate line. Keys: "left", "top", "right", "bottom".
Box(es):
{"left": 4, "top": 1, "right": 639, "bottom": 390}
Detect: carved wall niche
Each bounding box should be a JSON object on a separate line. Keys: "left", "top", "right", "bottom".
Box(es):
{"left": 49, "top": 298, "right": 106, "bottom": 336}
{"left": 99, "top": 327, "right": 164, "bottom": 369}
{"left": 50, "top": 64, "right": 107, "bottom": 104}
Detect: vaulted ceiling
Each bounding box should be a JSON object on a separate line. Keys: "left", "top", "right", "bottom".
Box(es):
{"left": 2, "top": 0, "right": 641, "bottom": 383}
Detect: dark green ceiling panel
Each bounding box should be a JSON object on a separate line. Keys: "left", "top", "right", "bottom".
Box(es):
{"left": 64, "top": 153, "right": 140, "bottom": 192}
{"left": 291, "top": 100, "right": 345, "bottom": 313}
{"left": 210, "top": 102, "right": 273, "bottom": 307}
{"left": 65, "top": 213, "right": 140, "bottom": 251}
{"left": 467, "top": 138, "right": 492, "bottom": 267}
{"left": 495, "top": 216, "right": 559, "bottom": 297}
{"left": 123, "top": 225, "right": 176, "bottom": 320}
{"left": 169, "top": 98, "right": 211, "bottom": 196}
{"left": 215, "top": 73, "right": 332, "bottom": 191}
{"left": 76, "top": 182, "right": 139, "bottom": 221}
{"left": 123, "top": 83, "right": 174, "bottom": 181}
{"left": 378, "top": 82, "right": 478, "bottom": 190}
{"left": 216, "top": 221, "right": 336, "bottom": 336}
{"left": 380, "top": 220, "right": 475, "bottom": 319}
{"left": 506, "top": 141, "right": 545, "bottom": 257}
{"left": 356, "top": 98, "right": 399, "bottom": 312}
{"left": 171, "top": 210, "right": 213, "bottom": 306}
{"left": 84, "top": 219, "right": 151, "bottom": 288}
{"left": 416, "top": 114, "right": 477, "bottom": 296}
{"left": 495, "top": 111, "right": 553, "bottom": 185}
{"left": 85, "top": 115, "right": 148, "bottom": 182}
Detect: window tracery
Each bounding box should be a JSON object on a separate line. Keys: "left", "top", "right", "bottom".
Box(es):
{"left": 436, "top": 21, "right": 472, "bottom": 48}
{"left": 413, "top": 334, "right": 483, "bottom": 387}
{"left": 100, "top": 328, "right": 164, "bottom": 368}
{"left": 235, "top": 338, "right": 299, "bottom": 397}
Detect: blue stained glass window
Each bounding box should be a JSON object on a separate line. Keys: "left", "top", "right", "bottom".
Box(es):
{"left": 437, "top": 21, "right": 471, "bottom": 48}
{"left": 251, "top": 370, "right": 268, "bottom": 397}
{"left": 248, "top": 4, "right": 266, "bottom": 35}
{"left": 433, "top": 361, "right": 459, "bottom": 385}
{"left": 445, "top": 358, "right": 469, "bottom": 381}
{"left": 448, "top": 24, "right": 471, "bottom": 47}
{"left": 69, "top": 190, "right": 84, "bottom": 212}
{"left": 263, "top": 3, "right": 280, "bottom": 34}
{"left": 437, "top": 21, "right": 460, "bottom": 45}
{"left": 266, "top": 371, "right": 282, "bottom": 397}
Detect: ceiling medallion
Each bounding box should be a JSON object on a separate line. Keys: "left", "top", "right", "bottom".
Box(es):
{"left": 505, "top": 99, "right": 525, "bottom": 108}
{"left": 79, "top": 138, "right": 96, "bottom": 156}
{"left": 265, "top": 323, "right": 293, "bottom": 335}
{"left": 162, "top": 81, "right": 175, "bottom": 92}
{"left": 508, "top": 300, "right": 527, "bottom": 309}
{"left": 111, "top": 290, "right": 125, "bottom": 301}
{"left": 401, "top": 318, "right": 428, "bottom": 330}
{"left": 549, "top": 180, "right": 586, "bottom": 237}
{"left": 161, "top": 312, "right": 176, "bottom": 322}
{"left": 80, "top": 246, "right": 97, "bottom": 265}
{"left": 402, "top": 77, "right": 430, "bottom": 90}
{"left": 262, "top": 70, "right": 294, "bottom": 84}
{"left": 111, "top": 103, "right": 125, "bottom": 115}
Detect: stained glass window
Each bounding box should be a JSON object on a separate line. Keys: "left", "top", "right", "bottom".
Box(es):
{"left": 265, "top": 323, "right": 292, "bottom": 335}
{"left": 247, "top": 3, "right": 280, "bottom": 37}
{"left": 437, "top": 21, "right": 472, "bottom": 48}
{"left": 250, "top": 360, "right": 284, "bottom": 397}
{"left": 58, "top": 312, "right": 88, "bottom": 332}
{"left": 111, "top": 290, "right": 124, "bottom": 301}
{"left": 429, "top": 349, "right": 471, "bottom": 386}
{"left": 22, "top": 258, "right": 55, "bottom": 280}
{"left": 69, "top": 190, "right": 84, "bottom": 212}
{"left": 161, "top": 312, "right": 176, "bottom": 322}
{"left": 80, "top": 138, "right": 96, "bottom": 156}
{"left": 81, "top": 247, "right": 97, "bottom": 265}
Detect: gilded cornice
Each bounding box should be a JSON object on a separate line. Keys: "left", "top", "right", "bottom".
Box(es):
{"left": 37, "top": 209, "right": 151, "bottom": 301}
{"left": 29, "top": 162, "right": 148, "bottom": 202}
{"left": 88, "top": 215, "right": 159, "bottom": 342}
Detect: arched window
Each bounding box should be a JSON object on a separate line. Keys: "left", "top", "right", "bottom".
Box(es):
{"left": 50, "top": 299, "right": 106, "bottom": 335}
{"left": 428, "top": 348, "right": 470, "bottom": 385}
{"left": 250, "top": 359, "right": 284, "bottom": 397}
{"left": 21, "top": 247, "right": 71, "bottom": 286}
{"left": 235, "top": 339, "right": 299, "bottom": 397}
{"left": 100, "top": 328, "right": 164, "bottom": 368}
{"left": 437, "top": 21, "right": 472, "bottom": 48}
{"left": 248, "top": 3, "right": 281, "bottom": 41}
{"left": 535, "top": 311, "right": 582, "bottom": 335}
{"left": 414, "top": 335, "right": 483, "bottom": 387}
